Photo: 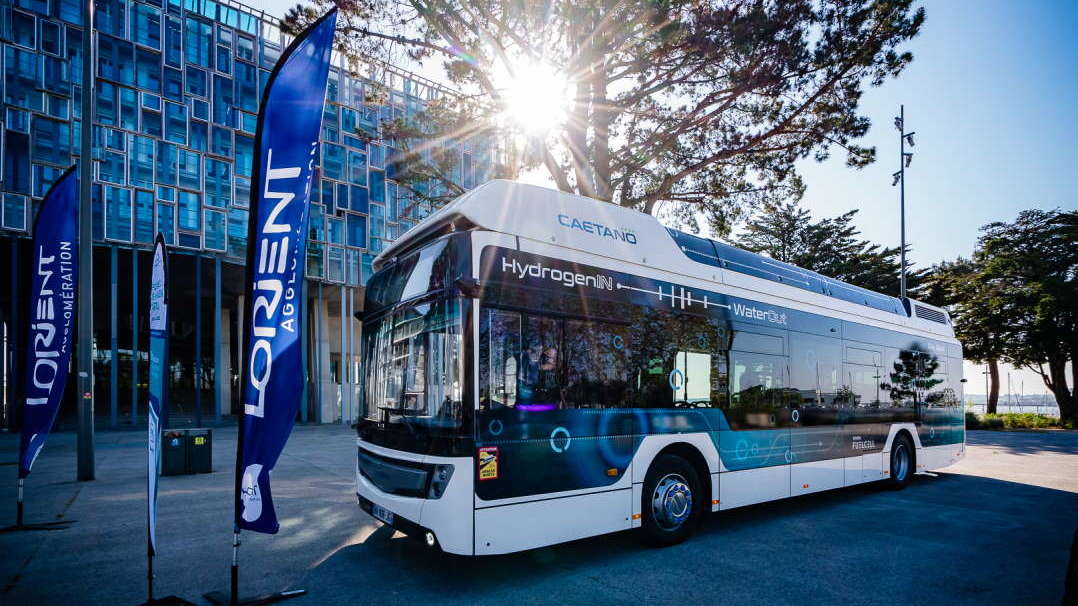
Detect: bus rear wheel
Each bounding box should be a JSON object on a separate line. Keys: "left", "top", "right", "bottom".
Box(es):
{"left": 640, "top": 454, "right": 702, "bottom": 546}
{"left": 886, "top": 432, "right": 916, "bottom": 489}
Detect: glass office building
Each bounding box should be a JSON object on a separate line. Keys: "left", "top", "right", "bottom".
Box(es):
{"left": 0, "top": 0, "right": 493, "bottom": 429}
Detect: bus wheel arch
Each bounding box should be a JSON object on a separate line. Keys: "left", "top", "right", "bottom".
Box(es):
{"left": 640, "top": 444, "right": 710, "bottom": 546}
{"left": 886, "top": 430, "right": 916, "bottom": 489}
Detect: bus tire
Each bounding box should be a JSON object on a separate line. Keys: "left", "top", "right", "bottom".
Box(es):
{"left": 886, "top": 432, "right": 915, "bottom": 489}
{"left": 640, "top": 454, "right": 702, "bottom": 547}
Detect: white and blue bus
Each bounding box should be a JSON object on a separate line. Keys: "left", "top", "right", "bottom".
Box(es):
{"left": 355, "top": 181, "right": 965, "bottom": 555}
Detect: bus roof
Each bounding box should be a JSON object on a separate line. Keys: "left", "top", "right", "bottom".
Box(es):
{"left": 375, "top": 180, "right": 952, "bottom": 333}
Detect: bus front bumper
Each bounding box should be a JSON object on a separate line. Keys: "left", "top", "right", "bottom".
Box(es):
{"left": 355, "top": 440, "right": 475, "bottom": 556}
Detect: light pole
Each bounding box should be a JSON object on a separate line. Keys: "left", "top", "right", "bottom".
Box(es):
{"left": 891, "top": 105, "right": 915, "bottom": 300}
{"left": 77, "top": 0, "right": 96, "bottom": 481}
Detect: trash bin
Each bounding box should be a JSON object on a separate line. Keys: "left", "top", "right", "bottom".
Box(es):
{"left": 161, "top": 430, "right": 188, "bottom": 476}
{"left": 187, "top": 428, "right": 212, "bottom": 473}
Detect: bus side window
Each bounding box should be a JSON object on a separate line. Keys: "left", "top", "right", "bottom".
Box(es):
{"left": 727, "top": 351, "right": 788, "bottom": 428}
{"left": 479, "top": 308, "right": 522, "bottom": 411}
{"left": 563, "top": 320, "right": 632, "bottom": 409}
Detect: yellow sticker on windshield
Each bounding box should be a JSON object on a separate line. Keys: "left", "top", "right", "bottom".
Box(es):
{"left": 478, "top": 447, "right": 499, "bottom": 481}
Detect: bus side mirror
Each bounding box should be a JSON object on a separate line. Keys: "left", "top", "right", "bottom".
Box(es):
{"left": 455, "top": 277, "right": 482, "bottom": 298}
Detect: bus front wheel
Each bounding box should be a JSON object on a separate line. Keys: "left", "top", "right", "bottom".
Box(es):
{"left": 640, "top": 454, "right": 702, "bottom": 546}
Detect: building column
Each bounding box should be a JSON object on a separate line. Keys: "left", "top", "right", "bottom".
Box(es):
{"left": 8, "top": 238, "right": 18, "bottom": 431}
{"left": 110, "top": 245, "right": 118, "bottom": 427}
{"left": 235, "top": 294, "right": 244, "bottom": 419}
{"left": 339, "top": 285, "right": 347, "bottom": 424}
{"left": 194, "top": 256, "right": 202, "bottom": 426}
{"left": 299, "top": 279, "right": 308, "bottom": 424}
{"left": 218, "top": 306, "right": 231, "bottom": 418}
{"left": 213, "top": 256, "right": 222, "bottom": 425}
{"left": 314, "top": 281, "right": 323, "bottom": 423}
{"left": 131, "top": 248, "right": 139, "bottom": 425}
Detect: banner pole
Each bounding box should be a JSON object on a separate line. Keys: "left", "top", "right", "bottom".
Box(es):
{"left": 148, "top": 550, "right": 154, "bottom": 604}
{"left": 230, "top": 530, "right": 240, "bottom": 606}
{"left": 16, "top": 478, "right": 23, "bottom": 527}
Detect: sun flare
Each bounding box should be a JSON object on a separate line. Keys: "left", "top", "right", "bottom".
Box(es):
{"left": 499, "top": 62, "right": 571, "bottom": 135}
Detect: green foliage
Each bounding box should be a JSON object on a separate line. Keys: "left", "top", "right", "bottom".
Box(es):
{"left": 965, "top": 412, "right": 1065, "bottom": 430}
{"left": 930, "top": 209, "right": 1077, "bottom": 421}
{"left": 733, "top": 199, "right": 928, "bottom": 297}
{"left": 284, "top": 0, "right": 925, "bottom": 232}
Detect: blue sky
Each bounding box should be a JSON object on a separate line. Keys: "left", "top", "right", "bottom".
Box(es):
{"left": 796, "top": 0, "right": 1078, "bottom": 269}
{"left": 264, "top": 1, "right": 1077, "bottom": 395}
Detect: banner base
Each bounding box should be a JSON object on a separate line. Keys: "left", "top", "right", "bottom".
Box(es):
{"left": 0, "top": 519, "right": 75, "bottom": 533}
{"left": 137, "top": 596, "right": 197, "bottom": 606}
{"left": 202, "top": 588, "right": 306, "bottom": 606}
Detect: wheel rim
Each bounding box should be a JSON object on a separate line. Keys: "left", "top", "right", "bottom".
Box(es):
{"left": 651, "top": 473, "right": 693, "bottom": 531}
{"left": 894, "top": 443, "right": 910, "bottom": 481}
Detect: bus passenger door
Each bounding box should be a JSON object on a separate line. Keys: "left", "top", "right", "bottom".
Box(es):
{"left": 717, "top": 325, "right": 792, "bottom": 508}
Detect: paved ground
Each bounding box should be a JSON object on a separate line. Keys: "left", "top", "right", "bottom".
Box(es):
{"left": 1, "top": 427, "right": 1075, "bottom": 605}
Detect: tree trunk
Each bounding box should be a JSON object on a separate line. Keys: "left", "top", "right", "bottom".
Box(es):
{"left": 987, "top": 358, "right": 999, "bottom": 414}
{"left": 1046, "top": 357, "right": 1075, "bottom": 422}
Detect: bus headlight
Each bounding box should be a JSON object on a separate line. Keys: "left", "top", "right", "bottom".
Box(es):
{"left": 428, "top": 464, "right": 455, "bottom": 499}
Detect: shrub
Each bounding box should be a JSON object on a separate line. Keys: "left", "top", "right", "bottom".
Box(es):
{"left": 966, "top": 412, "right": 1063, "bottom": 430}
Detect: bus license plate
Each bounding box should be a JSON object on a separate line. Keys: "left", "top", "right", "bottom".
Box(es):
{"left": 371, "top": 504, "right": 395, "bottom": 525}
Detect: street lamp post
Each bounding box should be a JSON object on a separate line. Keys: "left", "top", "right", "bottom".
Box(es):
{"left": 892, "top": 105, "right": 915, "bottom": 301}
{"left": 77, "top": 0, "right": 96, "bottom": 481}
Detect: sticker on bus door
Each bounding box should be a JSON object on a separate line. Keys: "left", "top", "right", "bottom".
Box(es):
{"left": 478, "top": 447, "right": 499, "bottom": 480}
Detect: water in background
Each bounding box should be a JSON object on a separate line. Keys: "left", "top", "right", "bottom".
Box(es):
{"left": 964, "top": 393, "right": 1060, "bottom": 417}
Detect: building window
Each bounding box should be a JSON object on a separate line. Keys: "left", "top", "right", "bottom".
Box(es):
{"left": 31, "top": 116, "right": 71, "bottom": 165}
{"left": 348, "top": 150, "right": 367, "bottom": 186}
{"left": 186, "top": 65, "right": 208, "bottom": 97}
{"left": 129, "top": 135, "right": 155, "bottom": 189}
{"left": 178, "top": 150, "right": 201, "bottom": 191}
{"left": 4, "top": 46, "right": 42, "bottom": 111}
{"left": 185, "top": 17, "right": 214, "bottom": 68}
{"left": 100, "top": 151, "right": 126, "bottom": 185}
{"left": 132, "top": 3, "right": 162, "bottom": 50}
{"left": 32, "top": 164, "right": 63, "bottom": 198}
{"left": 190, "top": 120, "right": 208, "bottom": 151}
{"left": 105, "top": 186, "right": 132, "bottom": 242}
{"left": 141, "top": 108, "right": 163, "bottom": 138}
{"left": 119, "top": 87, "right": 138, "bottom": 130}
{"left": 98, "top": 34, "right": 135, "bottom": 85}
{"left": 205, "top": 158, "right": 231, "bottom": 207}
{"left": 178, "top": 190, "right": 200, "bottom": 231}
{"left": 163, "top": 67, "right": 183, "bottom": 101}
{"left": 346, "top": 214, "right": 367, "bottom": 248}
{"left": 96, "top": 0, "right": 127, "bottom": 37}
{"left": 369, "top": 169, "right": 385, "bottom": 203}
{"left": 4, "top": 130, "right": 31, "bottom": 194}
{"left": 12, "top": 10, "right": 36, "bottom": 48}
{"left": 351, "top": 185, "right": 369, "bottom": 214}
{"left": 205, "top": 209, "right": 226, "bottom": 251}
{"left": 155, "top": 141, "right": 177, "bottom": 185}
{"left": 211, "top": 126, "right": 231, "bottom": 156}
{"left": 3, "top": 194, "right": 28, "bottom": 230}
{"left": 212, "top": 75, "right": 233, "bottom": 125}
{"left": 164, "top": 16, "right": 182, "bottom": 67}
{"left": 136, "top": 48, "right": 163, "bottom": 93}
{"left": 134, "top": 190, "right": 154, "bottom": 243}
{"left": 156, "top": 202, "right": 176, "bottom": 244}
{"left": 322, "top": 143, "right": 344, "bottom": 180}
{"left": 164, "top": 102, "right": 187, "bottom": 144}
{"left": 235, "top": 61, "right": 257, "bottom": 112}
{"left": 234, "top": 134, "right": 253, "bottom": 177}
{"left": 227, "top": 208, "right": 247, "bottom": 259}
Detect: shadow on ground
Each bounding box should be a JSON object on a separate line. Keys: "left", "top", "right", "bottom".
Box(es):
{"left": 299, "top": 473, "right": 1077, "bottom": 606}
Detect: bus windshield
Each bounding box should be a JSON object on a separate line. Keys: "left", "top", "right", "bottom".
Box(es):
{"left": 358, "top": 233, "right": 472, "bottom": 455}
{"left": 363, "top": 298, "right": 464, "bottom": 432}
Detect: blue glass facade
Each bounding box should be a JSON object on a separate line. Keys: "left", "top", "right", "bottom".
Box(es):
{"left": 0, "top": 0, "right": 492, "bottom": 283}
{"left": 0, "top": 0, "right": 492, "bottom": 429}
